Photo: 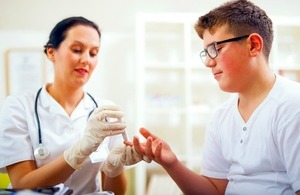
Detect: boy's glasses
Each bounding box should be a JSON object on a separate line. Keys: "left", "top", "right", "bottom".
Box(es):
{"left": 200, "top": 35, "right": 249, "bottom": 64}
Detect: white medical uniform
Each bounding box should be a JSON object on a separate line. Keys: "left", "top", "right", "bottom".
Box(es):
{"left": 201, "top": 75, "right": 300, "bottom": 195}
{"left": 0, "top": 85, "right": 123, "bottom": 195}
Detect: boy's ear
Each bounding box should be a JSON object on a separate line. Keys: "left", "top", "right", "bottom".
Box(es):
{"left": 248, "top": 33, "right": 263, "bottom": 56}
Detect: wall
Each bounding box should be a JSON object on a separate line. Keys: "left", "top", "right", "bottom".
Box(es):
{"left": 1, "top": 0, "right": 300, "bottom": 136}
{"left": 1, "top": 0, "right": 300, "bottom": 194}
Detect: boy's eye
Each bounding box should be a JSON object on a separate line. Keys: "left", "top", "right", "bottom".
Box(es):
{"left": 216, "top": 46, "right": 222, "bottom": 52}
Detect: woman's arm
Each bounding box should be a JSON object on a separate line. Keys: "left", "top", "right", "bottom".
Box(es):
{"left": 6, "top": 155, "right": 75, "bottom": 188}
{"left": 102, "top": 171, "right": 127, "bottom": 195}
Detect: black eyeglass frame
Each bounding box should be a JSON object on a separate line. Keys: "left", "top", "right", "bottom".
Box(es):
{"left": 200, "top": 35, "right": 250, "bottom": 63}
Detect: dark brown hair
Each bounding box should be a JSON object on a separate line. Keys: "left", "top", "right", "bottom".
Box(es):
{"left": 44, "top": 16, "right": 101, "bottom": 54}
{"left": 195, "top": 0, "right": 273, "bottom": 59}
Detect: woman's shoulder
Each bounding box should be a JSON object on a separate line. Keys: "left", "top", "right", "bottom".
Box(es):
{"left": 3, "top": 90, "right": 37, "bottom": 109}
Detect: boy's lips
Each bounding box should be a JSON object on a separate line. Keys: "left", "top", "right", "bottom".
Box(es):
{"left": 213, "top": 70, "right": 222, "bottom": 79}
{"left": 213, "top": 70, "right": 222, "bottom": 76}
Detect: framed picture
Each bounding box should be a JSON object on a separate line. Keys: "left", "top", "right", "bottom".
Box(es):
{"left": 5, "top": 48, "right": 47, "bottom": 96}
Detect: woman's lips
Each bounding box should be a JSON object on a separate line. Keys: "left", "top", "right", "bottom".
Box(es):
{"left": 75, "top": 68, "right": 88, "bottom": 75}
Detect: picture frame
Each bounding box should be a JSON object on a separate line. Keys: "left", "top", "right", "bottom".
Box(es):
{"left": 5, "top": 48, "right": 47, "bottom": 96}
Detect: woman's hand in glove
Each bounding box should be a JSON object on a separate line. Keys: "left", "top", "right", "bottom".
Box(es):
{"left": 64, "top": 104, "right": 126, "bottom": 169}
{"left": 102, "top": 145, "right": 143, "bottom": 178}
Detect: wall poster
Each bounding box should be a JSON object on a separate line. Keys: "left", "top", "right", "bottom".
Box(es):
{"left": 5, "top": 49, "right": 46, "bottom": 96}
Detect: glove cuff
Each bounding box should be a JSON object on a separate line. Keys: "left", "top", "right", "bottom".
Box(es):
{"left": 101, "top": 160, "right": 124, "bottom": 178}
{"left": 63, "top": 144, "right": 89, "bottom": 170}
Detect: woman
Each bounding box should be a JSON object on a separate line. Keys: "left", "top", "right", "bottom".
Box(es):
{"left": 0, "top": 16, "right": 133, "bottom": 195}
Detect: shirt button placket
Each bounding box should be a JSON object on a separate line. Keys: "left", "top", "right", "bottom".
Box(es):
{"left": 240, "top": 126, "right": 247, "bottom": 144}
{"left": 67, "top": 126, "right": 74, "bottom": 134}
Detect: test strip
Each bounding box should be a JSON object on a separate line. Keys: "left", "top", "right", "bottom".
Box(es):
{"left": 119, "top": 118, "right": 129, "bottom": 141}
{"left": 122, "top": 130, "right": 129, "bottom": 142}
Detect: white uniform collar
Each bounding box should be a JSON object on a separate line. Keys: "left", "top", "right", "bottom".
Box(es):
{"left": 38, "top": 84, "right": 96, "bottom": 119}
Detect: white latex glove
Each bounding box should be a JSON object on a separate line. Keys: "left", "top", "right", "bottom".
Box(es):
{"left": 64, "top": 105, "right": 126, "bottom": 169}
{"left": 102, "top": 145, "right": 143, "bottom": 177}
{"left": 102, "top": 145, "right": 152, "bottom": 177}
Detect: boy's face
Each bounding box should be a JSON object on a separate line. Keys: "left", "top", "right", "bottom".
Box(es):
{"left": 202, "top": 25, "right": 251, "bottom": 93}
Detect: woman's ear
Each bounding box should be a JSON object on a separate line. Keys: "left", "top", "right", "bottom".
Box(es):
{"left": 248, "top": 33, "right": 263, "bottom": 57}
{"left": 46, "top": 47, "right": 55, "bottom": 62}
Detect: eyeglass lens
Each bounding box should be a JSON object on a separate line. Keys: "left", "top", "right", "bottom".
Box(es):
{"left": 200, "top": 44, "right": 217, "bottom": 64}
{"left": 200, "top": 35, "right": 249, "bottom": 64}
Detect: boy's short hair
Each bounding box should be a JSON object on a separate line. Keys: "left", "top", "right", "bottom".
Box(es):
{"left": 195, "top": 0, "right": 273, "bottom": 59}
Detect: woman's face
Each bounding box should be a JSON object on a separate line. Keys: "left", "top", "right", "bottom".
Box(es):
{"left": 50, "top": 24, "right": 100, "bottom": 88}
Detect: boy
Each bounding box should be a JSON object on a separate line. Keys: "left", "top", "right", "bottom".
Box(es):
{"left": 132, "top": 0, "right": 300, "bottom": 194}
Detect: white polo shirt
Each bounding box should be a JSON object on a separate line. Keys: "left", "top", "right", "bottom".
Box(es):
{"left": 0, "top": 86, "right": 123, "bottom": 195}
{"left": 201, "top": 75, "right": 300, "bottom": 195}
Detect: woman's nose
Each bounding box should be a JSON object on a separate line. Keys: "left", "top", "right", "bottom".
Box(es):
{"left": 81, "top": 52, "right": 91, "bottom": 64}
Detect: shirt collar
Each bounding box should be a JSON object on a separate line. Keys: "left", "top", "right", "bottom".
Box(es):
{"left": 38, "top": 84, "right": 97, "bottom": 118}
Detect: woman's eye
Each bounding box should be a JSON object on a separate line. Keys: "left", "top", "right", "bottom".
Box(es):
{"left": 72, "top": 48, "right": 82, "bottom": 53}
{"left": 90, "top": 50, "right": 98, "bottom": 57}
